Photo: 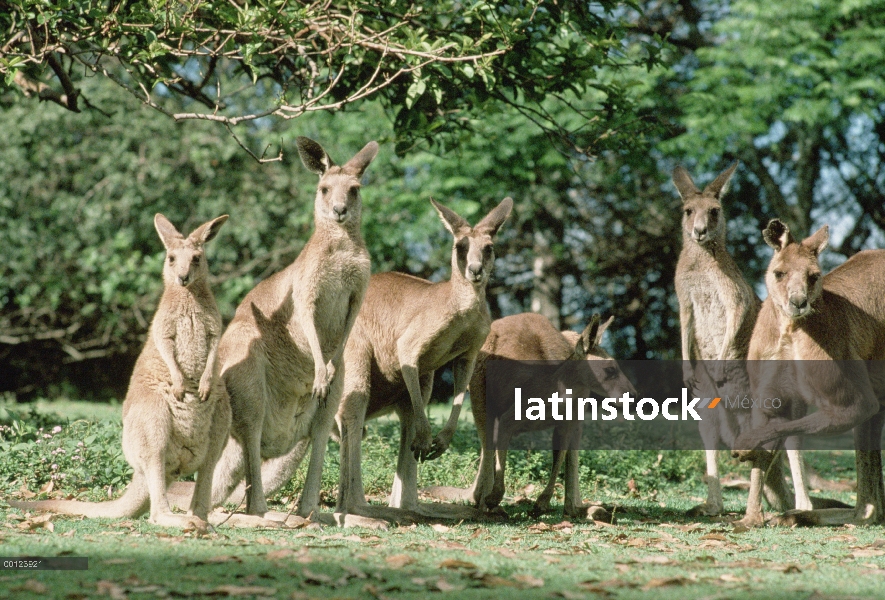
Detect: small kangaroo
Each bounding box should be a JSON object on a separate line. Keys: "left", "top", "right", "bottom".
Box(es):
{"left": 734, "top": 219, "right": 885, "bottom": 526}
{"left": 673, "top": 163, "right": 805, "bottom": 516}
{"left": 179, "top": 137, "right": 378, "bottom": 519}
{"left": 11, "top": 214, "right": 231, "bottom": 529}
{"left": 454, "top": 313, "right": 635, "bottom": 520}
{"left": 335, "top": 197, "right": 513, "bottom": 520}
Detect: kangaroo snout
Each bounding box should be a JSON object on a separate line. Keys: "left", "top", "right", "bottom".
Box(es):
{"left": 466, "top": 263, "right": 483, "bottom": 281}
{"left": 788, "top": 293, "right": 809, "bottom": 315}
{"left": 693, "top": 226, "right": 708, "bottom": 242}
{"left": 332, "top": 204, "right": 348, "bottom": 221}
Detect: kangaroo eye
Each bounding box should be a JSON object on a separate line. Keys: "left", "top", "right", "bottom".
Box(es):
{"left": 684, "top": 208, "right": 694, "bottom": 217}
{"left": 605, "top": 367, "right": 618, "bottom": 380}
{"left": 192, "top": 256, "right": 201, "bottom": 264}
{"left": 808, "top": 273, "right": 820, "bottom": 285}
{"left": 709, "top": 208, "right": 720, "bottom": 218}
{"left": 168, "top": 256, "right": 175, "bottom": 264}
{"left": 774, "top": 270, "right": 785, "bottom": 281}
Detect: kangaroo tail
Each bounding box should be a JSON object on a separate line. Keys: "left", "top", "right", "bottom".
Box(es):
{"left": 8, "top": 476, "right": 149, "bottom": 519}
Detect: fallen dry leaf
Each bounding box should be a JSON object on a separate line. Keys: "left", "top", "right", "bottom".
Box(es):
{"left": 17, "top": 485, "right": 37, "bottom": 499}
{"left": 96, "top": 580, "right": 127, "bottom": 600}
{"left": 700, "top": 532, "right": 727, "bottom": 541}
{"left": 473, "top": 573, "right": 517, "bottom": 588}
{"left": 642, "top": 576, "right": 692, "bottom": 590}
{"left": 14, "top": 580, "right": 48, "bottom": 594}
{"left": 438, "top": 559, "right": 478, "bottom": 570}
{"left": 851, "top": 548, "right": 885, "bottom": 558}
{"left": 431, "top": 524, "right": 451, "bottom": 533}
{"left": 302, "top": 568, "right": 334, "bottom": 585}
{"left": 385, "top": 554, "right": 416, "bottom": 569}
{"left": 513, "top": 574, "right": 544, "bottom": 588}
{"left": 720, "top": 573, "right": 746, "bottom": 583}
{"left": 434, "top": 578, "right": 464, "bottom": 592}
{"left": 207, "top": 585, "right": 277, "bottom": 596}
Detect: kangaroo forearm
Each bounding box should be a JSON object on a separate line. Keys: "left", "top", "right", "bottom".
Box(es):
{"left": 329, "top": 296, "right": 361, "bottom": 367}
{"left": 400, "top": 364, "right": 428, "bottom": 419}
{"left": 155, "top": 334, "right": 182, "bottom": 381}
{"left": 201, "top": 336, "right": 220, "bottom": 382}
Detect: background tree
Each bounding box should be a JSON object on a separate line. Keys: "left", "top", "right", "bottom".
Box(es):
{"left": 0, "top": 0, "right": 663, "bottom": 156}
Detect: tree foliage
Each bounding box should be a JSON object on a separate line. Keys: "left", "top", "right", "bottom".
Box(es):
{"left": 0, "top": 0, "right": 663, "bottom": 155}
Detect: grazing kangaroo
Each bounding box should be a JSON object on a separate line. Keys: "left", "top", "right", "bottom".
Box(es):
{"left": 733, "top": 219, "right": 885, "bottom": 526}
{"left": 673, "top": 163, "right": 805, "bottom": 516}
{"left": 335, "top": 197, "right": 513, "bottom": 520}
{"left": 11, "top": 214, "right": 231, "bottom": 529}
{"left": 187, "top": 137, "right": 377, "bottom": 519}
{"left": 466, "top": 313, "right": 635, "bottom": 519}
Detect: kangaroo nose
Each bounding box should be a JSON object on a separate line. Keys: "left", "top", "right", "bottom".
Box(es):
{"left": 789, "top": 294, "right": 808, "bottom": 310}
{"left": 332, "top": 204, "right": 347, "bottom": 218}
{"left": 694, "top": 226, "right": 707, "bottom": 238}
{"left": 178, "top": 275, "right": 190, "bottom": 286}
{"left": 467, "top": 263, "right": 483, "bottom": 280}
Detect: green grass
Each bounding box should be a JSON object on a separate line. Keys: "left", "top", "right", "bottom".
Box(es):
{"left": 1, "top": 400, "right": 883, "bottom": 599}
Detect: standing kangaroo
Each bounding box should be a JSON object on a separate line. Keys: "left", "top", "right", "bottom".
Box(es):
{"left": 193, "top": 137, "right": 377, "bottom": 519}
{"left": 335, "top": 197, "right": 513, "bottom": 520}
{"left": 427, "top": 313, "right": 635, "bottom": 520}
{"left": 673, "top": 163, "right": 807, "bottom": 516}
{"left": 11, "top": 214, "right": 231, "bottom": 529}
{"left": 734, "top": 219, "right": 885, "bottom": 526}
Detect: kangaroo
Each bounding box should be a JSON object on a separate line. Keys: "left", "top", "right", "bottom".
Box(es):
{"left": 733, "top": 219, "right": 885, "bottom": 526}
{"left": 11, "top": 214, "right": 231, "bottom": 530}
{"left": 673, "top": 163, "right": 806, "bottom": 517}
{"left": 335, "top": 197, "right": 513, "bottom": 521}
{"left": 170, "top": 138, "right": 377, "bottom": 520}
{"left": 433, "top": 313, "right": 635, "bottom": 520}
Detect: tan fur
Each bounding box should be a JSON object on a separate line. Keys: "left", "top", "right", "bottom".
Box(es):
{"left": 735, "top": 219, "right": 885, "bottom": 526}
{"left": 432, "top": 313, "right": 634, "bottom": 520}
{"left": 335, "top": 197, "right": 513, "bottom": 520}
{"left": 187, "top": 138, "right": 378, "bottom": 518}
{"left": 11, "top": 214, "right": 231, "bottom": 529}
{"left": 673, "top": 164, "right": 808, "bottom": 518}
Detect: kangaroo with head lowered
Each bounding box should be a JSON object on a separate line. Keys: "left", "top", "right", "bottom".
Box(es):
{"left": 733, "top": 219, "right": 885, "bottom": 526}
{"left": 427, "top": 312, "right": 635, "bottom": 521}
{"left": 335, "top": 197, "right": 512, "bottom": 521}
{"left": 166, "top": 138, "right": 378, "bottom": 521}
{"left": 672, "top": 163, "right": 813, "bottom": 517}
{"left": 11, "top": 214, "right": 231, "bottom": 529}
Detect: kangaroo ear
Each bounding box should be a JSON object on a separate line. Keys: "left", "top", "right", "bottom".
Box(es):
{"left": 703, "top": 162, "right": 739, "bottom": 199}
{"left": 475, "top": 197, "right": 514, "bottom": 236}
{"left": 343, "top": 141, "right": 380, "bottom": 178}
{"left": 154, "top": 213, "right": 183, "bottom": 249}
{"left": 430, "top": 198, "right": 471, "bottom": 236}
{"left": 672, "top": 166, "right": 700, "bottom": 201}
{"left": 296, "top": 137, "right": 335, "bottom": 175}
{"left": 578, "top": 314, "right": 602, "bottom": 355}
{"left": 803, "top": 225, "right": 829, "bottom": 257}
{"left": 595, "top": 315, "right": 614, "bottom": 346}
{"left": 190, "top": 215, "right": 229, "bottom": 245}
{"left": 762, "top": 219, "right": 794, "bottom": 251}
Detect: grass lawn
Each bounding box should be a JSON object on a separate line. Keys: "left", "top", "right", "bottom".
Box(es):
{"left": 1, "top": 399, "right": 883, "bottom": 599}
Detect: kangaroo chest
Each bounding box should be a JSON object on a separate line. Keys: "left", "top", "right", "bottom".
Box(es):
{"left": 172, "top": 306, "right": 216, "bottom": 379}
{"left": 416, "top": 315, "right": 487, "bottom": 371}
{"left": 685, "top": 268, "right": 736, "bottom": 359}
{"left": 289, "top": 249, "right": 369, "bottom": 355}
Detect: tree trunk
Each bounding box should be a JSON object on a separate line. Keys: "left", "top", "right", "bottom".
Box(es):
{"left": 531, "top": 229, "right": 562, "bottom": 329}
